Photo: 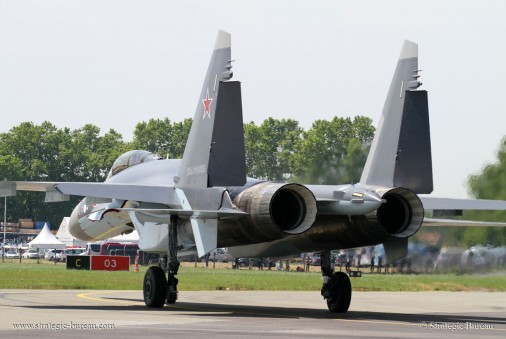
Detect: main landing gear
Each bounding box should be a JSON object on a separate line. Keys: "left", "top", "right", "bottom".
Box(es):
{"left": 143, "top": 266, "right": 166, "bottom": 308}
{"left": 143, "top": 215, "right": 180, "bottom": 308}
{"left": 320, "top": 251, "right": 352, "bottom": 313}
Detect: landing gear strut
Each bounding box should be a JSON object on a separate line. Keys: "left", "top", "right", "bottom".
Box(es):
{"left": 143, "top": 215, "right": 180, "bottom": 308}
{"left": 320, "top": 251, "right": 352, "bottom": 313}
{"left": 166, "top": 215, "right": 180, "bottom": 304}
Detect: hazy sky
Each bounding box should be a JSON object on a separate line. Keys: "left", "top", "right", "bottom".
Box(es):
{"left": 0, "top": 1, "right": 505, "bottom": 199}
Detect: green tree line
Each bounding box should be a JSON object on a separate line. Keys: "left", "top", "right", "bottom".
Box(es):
{"left": 459, "top": 136, "right": 506, "bottom": 246}
{"left": 0, "top": 116, "right": 373, "bottom": 228}
{"left": 2, "top": 117, "right": 505, "bottom": 246}
{"left": 416, "top": 136, "right": 506, "bottom": 247}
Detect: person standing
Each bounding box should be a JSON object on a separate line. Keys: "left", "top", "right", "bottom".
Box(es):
{"left": 377, "top": 256, "right": 383, "bottom": 273}
{"left": 204, "top": 252, "right": 210, "bottom": 268}
{"left": 257, "top": 257, "right": 264, "bottom": 270}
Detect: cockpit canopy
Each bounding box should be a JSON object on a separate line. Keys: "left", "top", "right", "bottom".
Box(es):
{"left": 107, "top": 150, "right": 162, "bottom": 179}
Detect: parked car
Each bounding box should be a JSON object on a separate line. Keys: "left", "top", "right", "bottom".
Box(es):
{"left": 236, "top": 257, "right": 276, "bottom": 268}
{"left": 309, "top": 254, "right": 321, "bottom": 266}
{"left": 22, "top": 249, "right": 40, "bottom": 259}
{"left": 309, "top": 252, "right": 340, "bottom": 266}
{"left": 236, "top": 257, "right": 252, "bottom": 267}
{"left": 178, "top": 253, "right": 200, "bottom": 262}
{"left": 45, "top": 249, "right": 63, "bottom": 261}
{"left": 55, "top": 248, "right": 86, "bottom": 262}
{"left": 5, "top": 251, "right": 20, "bottom": 259}
{"left": 201, "top": 248, "right": 232, "bottom": 263}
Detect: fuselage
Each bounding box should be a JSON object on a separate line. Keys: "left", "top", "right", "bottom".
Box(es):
{"left": 68, "top": 151, "right": 422, "bottom": 258}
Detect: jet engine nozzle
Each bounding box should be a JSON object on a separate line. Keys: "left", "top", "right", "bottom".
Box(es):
{"left": 233, "top": 182, "right": 317, "bottom": 241}
{"left": 373, "top": 187, "right": 424, "bottom": 238}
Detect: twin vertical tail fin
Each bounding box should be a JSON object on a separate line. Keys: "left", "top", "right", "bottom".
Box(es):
{"left": 360, "top": 40, "right": 433, "bottom": 194}
{"left": 174, "top": 31, "right": 246, "bottom": 257}
{"left": 176, "top": 30, "right": 246, "bottom": 189}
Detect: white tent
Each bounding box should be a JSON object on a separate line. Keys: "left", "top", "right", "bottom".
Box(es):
{"left": 28, "top": 223, "right": 65, "bottom": 252}
{"left": 55, "top": 217, "right": 86, "bottom": 247}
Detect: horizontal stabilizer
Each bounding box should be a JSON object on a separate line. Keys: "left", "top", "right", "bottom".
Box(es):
{"left": 420, "top": 196, "right": 506, "bottom": 210}
{"left": 423, "top": 218, "right": 506, "bottom": 227}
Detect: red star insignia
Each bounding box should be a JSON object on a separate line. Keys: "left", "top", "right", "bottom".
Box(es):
{"left": 202, "top": 89, "right": 213, "bottom": 119}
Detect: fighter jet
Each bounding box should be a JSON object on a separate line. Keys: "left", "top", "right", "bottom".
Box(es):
{"left": 2, "top": 30, "right": 506, "bottom": 313}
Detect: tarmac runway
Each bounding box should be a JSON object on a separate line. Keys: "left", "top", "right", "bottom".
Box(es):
{"left": 1, "top": 289, "right": 505, "bottom": 338}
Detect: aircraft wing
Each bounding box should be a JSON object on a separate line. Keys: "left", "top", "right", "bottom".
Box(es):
{"left": 0, "top": 181, "right": 64, "bottom": 202}
{"left": 1, "top": 181, "right": 180, "bottom": 205}
{"left": 5, "top": 181, "right": 57, "bottom": 192}
{"left": 56, "top": 182, "right": 181, "bottom": 205}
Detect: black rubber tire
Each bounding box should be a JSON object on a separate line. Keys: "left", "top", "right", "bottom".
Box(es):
{"left": 143, "top": 266, "right": 167, "bottom": 308}
{"left": 326, "top": 272, "right": 352, "bottom": 313}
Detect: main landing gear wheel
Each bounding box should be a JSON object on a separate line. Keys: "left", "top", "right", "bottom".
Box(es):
{"left": 143, "top": 266, "right": 167, "bottom": 308}
{"left": 325, "top": 271, "right": 352, "bottom": 313}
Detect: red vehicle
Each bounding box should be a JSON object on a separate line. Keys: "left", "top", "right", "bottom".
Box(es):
{"left": 100, "top": 242, "right": 138, "bottom": 256}
{"left": 99, "top": 242, "right": 159, "bottom": 265}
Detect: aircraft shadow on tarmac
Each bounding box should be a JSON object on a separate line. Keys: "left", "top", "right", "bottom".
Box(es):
{"left": 21, "top": 299, "right": 506, "bottom": 326}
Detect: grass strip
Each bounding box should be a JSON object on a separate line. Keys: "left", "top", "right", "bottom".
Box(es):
{"left": 1, "top": 262, "right": 505, "bottom": 292}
